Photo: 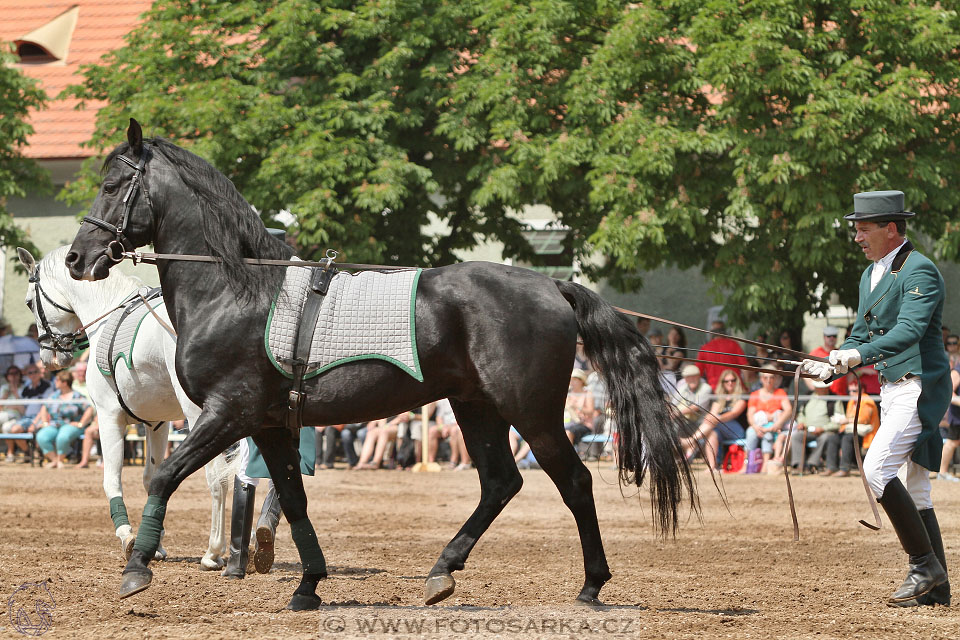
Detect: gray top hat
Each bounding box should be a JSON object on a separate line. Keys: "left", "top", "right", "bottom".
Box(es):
{"left": 844, "top": 190, "right": 915, "bottom": 222}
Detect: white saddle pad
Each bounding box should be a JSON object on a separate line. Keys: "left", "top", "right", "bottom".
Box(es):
{"left": 266, "top": 263, "right": 423, "bottom": 381}
{"left": 95, "top": 288, "right": 164, "bottom": 377}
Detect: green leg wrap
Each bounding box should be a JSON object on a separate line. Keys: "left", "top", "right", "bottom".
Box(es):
{"left": 133, "top": 495, "right": 168, "bottom": 557}
{"left": 109, "top": 496, "right": 130, "bottom": 529}
{"left": 290, "top": 518, "right": 327, "bottom": 575}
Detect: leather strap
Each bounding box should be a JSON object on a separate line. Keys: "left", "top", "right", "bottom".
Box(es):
{"left": 285, "top": 266, "right": 338, "bottom": 433}
{"left": 123, "top": 250, "right": 414, "bottom": 272}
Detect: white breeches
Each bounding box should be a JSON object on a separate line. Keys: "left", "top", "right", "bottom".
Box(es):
{"left": 862, "top": 378, "right": 932, "bottom": 509}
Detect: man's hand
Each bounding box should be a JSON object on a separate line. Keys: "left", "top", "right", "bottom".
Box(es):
{"left": 801, "top": 359, "right": 833, "bottom": 381}
{"left": 828, "top": 349, "right": 862, "bottom": 374}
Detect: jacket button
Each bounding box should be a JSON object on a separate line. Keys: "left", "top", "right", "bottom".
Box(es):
{"left": 879, "top": 329, "right": 884, "bottom": 335}
{"left": 868, "top": 331, "right": 874, "bottom": 337}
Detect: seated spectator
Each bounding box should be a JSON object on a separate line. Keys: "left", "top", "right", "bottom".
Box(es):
{"left": 75, "top": 416, "right": 102, "bottom": 468}
{"left": 830, "top": 375, "right": 880, "bottom": 477}
{"left": 659, "top": 326, "right": 686, "bottom": 379}
{"left": 788, "top": 380, "right": 842, "bottom": 473}
{"left": 744, "top": 368, "right": 792, "bottom": 473}
{"left": 1, "top": 365, "right": 26, "bottom": 462}
{"left": 573, "top": 341, "right": 593, "bottom": 375}
{"left": 695, "top": 320, "right": 748, "bottom": 390}
{"left": 509, "top": 426, "right": 538, "bottom": 469}
{"left": 4, "top": 362, "right": 51, "bottom": 461}
{"left": 937, "top": 361, "right": 960, "bottom": 482}
{"left": 680, "top": 368, "right": 747, "bottom": 469}
{"left": 34, "top": 370, "right": 93, "bottom": 469}
{"left": 336, "top": 423, "right": 365, "bottom": 468}
{"left": 948, "top": 334, "right": 960, "bottom": 368}
{"left": 316, "top": 424, "right": 345, "bottom": 470}
{"left": 673, "top": 364, "right": 712, "bottom": 438}
{"left": 353, "top": 414, "right": 406, "bottom": 469}
{"left": 430, "top": 399, "right": 471, "bottom": 470}
{"left": 565, "top": 369, "right": 597, "bottom": 445}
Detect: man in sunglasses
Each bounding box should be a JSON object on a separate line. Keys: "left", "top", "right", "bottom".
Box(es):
{"left": 802, "top": 190, "right": 950, "bottom": 608}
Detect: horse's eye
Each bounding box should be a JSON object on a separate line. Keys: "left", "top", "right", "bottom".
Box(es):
{"left": 103, "top": 182, "right": 119, "bottom": 195}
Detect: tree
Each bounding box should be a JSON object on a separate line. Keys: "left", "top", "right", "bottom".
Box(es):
{"left": 62, "top": 1, "right": 960, "bottom": 329}
{"left": 0, "top": 46, "right": 47, "bottom": 260}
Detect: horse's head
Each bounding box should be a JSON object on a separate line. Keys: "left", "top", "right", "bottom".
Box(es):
{"left": 66, "top": 118, "right": 156, "bottom": 281}
{"left": 19, "top": 248, "right": 86, "bottom": 371}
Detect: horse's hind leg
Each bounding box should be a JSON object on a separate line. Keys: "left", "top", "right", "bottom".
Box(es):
{"left": 425, "top": 400, "right": 521, "bottom": 605}
{"left": 252, "top": 429, "right": 326, "bottom": 611}
{"left": 521, "top": 424, "right": 611, "bottom": 605}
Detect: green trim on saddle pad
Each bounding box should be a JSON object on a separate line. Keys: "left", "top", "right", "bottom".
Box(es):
{"left": 96, "top": 298, "right": 166, "bottom": 377}
{"left": 264, "top": 268, "right": 423, "bottom": 382}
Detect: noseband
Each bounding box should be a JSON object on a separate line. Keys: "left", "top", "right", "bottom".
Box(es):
{"left": 29, "top": 267, "right": 89, "bottom": 355}
{"left": 81, "top": 146, "right": 152, "bottom": 262}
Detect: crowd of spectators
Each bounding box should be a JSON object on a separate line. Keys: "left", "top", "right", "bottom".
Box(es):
{"left": 651, "top": 318, "right": 960, "bottom": 480}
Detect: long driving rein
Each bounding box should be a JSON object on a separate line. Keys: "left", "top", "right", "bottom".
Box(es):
{"left": 87, "top": 146, "right": 880, "bottom": 536}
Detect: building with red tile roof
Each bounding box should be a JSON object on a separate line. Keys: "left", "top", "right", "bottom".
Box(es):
{"left": 0, "top": 1, "right": 154, "bottom": 331}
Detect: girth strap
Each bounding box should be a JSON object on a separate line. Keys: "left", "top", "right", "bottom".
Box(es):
{"left": 285, "top": 266, "right": 338, "bottom": 434}
{"left": 105, "top": 288, "right": 164, "bottom": 428}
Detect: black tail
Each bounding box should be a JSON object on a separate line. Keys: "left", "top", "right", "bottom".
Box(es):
{"left": 556, "top": 280, "right": 698, "bottom": 536}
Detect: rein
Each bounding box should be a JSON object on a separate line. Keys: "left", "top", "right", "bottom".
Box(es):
{"left": 113, "top": 247, "right": 882, "bottom": 534}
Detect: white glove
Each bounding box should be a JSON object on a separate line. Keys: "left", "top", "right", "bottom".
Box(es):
{"left": 828, "top": 349, "right": 862, "bottom": 374}
{"left": 801, "top": 359, "right": 833, "bottom": 381}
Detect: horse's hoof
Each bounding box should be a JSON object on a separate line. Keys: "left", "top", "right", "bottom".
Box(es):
{"left": 575, "top": 594, "right": 605, "bottom": 607}
{"left": 424, "top": 574, "right": 456, "bottom": 605}
{"left": 121, "top": 536, "right": 135, "bottom": 561}
{"left": 285, "top": 594, "right": 322, "bottom": 611}
{"left": 200, "top": 555, "right": 223, "bottom": 571}
{"left": 154, "top": 546, "right": 168, "bottom": 561}
{"left": 254, "top": 526, "right": 275, "bottom": 574}
{"left": 119, "top": 569, "right": 153, "bottom": 599}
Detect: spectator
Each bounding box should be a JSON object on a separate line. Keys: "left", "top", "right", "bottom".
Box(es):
{"left": 26, "top": 323, "right": 39, "bottom": 342}
{"left": 353, "top": 414, "right": 407, "bottom": 469}
{"left": 0, "top": 366, "right": 26, "bottom": 462}
{"left": 946, "top": 334, "right": 960, "bottom": 368}
{"left": 316, "top": 424, "right": 345, "bottom": 470}
{"left": 431, "top": 398, "right": 471, "bottom": 470}
{"left": 34, "top": 370, "right": 93, "bottom": 469}
{"left": 565, "top": 369, "right": 596, "bottom": 445}
{"left": 831, "top": 374, "right": 880, "bottom": 477}
{"left": 789, "top": 380, "right": 842, "bottom": 474}
{"left": 695, "top": 320, "right": 749, "bottom": 390}
{"left": 635, "top": 316, "right": 651, "bottom": 337}
{"left": 769, "top": 329, "right": 799, "bottom": 389}
{"left": 398, "top": 403, "right": 437, "bottom": 467}
{"left": 510, "top": 426, "right": 538, "bottom": 469}
{"left": 680, "top": 368, "right": 747, "bottom": 469}
{"left": 943, "top": 324, "right": 951, "bottom": 347}
{"left": 573, "top": 341, "right": 593, "bottom": 374}
{"left": 744, "top": 368, "right": 793, "bottom": 473}
{"left": 659, "top": 325, "right": 686, "bottom": 379}
{"left": 939, "top": 359, "right": 960, "bottom": 482}
{"left": 674, "top": 364, "right": 712, "bottom": 438}
{"left": 4, "top": 362, "right": 51, "bottom": 461}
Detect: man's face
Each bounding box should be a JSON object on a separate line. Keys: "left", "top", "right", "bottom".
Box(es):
{"left": 853, "top": 221, "right": 896, "bottom": 261}
{"left": 683, "top": 373, "right": 700, "bottom": 387}
{"left": 823, "top": 334, "right": 837, "bottom": 349}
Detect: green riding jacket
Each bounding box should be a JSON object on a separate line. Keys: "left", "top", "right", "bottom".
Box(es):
{"left": 840, "top": 241, "right": 950, "bottom": 471}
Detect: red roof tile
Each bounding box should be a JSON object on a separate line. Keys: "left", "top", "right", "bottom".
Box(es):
{"left": 0, "top": 0, "right": 152, "bottom": 159}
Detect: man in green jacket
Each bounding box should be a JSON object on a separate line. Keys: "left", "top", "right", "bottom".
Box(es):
{"left": 802, "top": 190, "right": 950, "bottom": 608}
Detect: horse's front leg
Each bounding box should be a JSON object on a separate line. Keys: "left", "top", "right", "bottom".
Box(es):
{"left": 143, "top": 423, "right": 170, "bottom": 561}
{"left": 98, "top": 414, "right": 135, "bottom": 559}
{"left": 201, "top": 455, "right": 229, "bottom": 570}
{"left": 252, "top": 428, "right": 326, "bottom": 611}
{"left": 120, "top": 401, "right": 247, "bottom": 599}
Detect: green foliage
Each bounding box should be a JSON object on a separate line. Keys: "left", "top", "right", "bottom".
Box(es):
{"left": 61, "top": 0, "right": 960, "bottom": 328}
{"left": 0, "top": 45, "right": 47, "bottom": 262}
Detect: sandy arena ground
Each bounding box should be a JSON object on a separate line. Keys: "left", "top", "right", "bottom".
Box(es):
{"left": 0, "top": 460, "right": 958, "bottom": 639}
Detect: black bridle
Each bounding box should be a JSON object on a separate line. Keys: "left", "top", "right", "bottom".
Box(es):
{"left": 29, "top": 266, "right": 89, "bottom": 355}
{"left": 81, "top": 148, "right": 152, "bottom": 262}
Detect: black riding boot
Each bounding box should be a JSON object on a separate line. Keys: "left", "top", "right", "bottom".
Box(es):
{"left": 914, "top": 509, "right": 951, "bottom": 606}
{"left": 253, "top": 484, "right": 283, "bottom": 574}
{"left": 877, "top": 478, "right": 947, "bottom": 606}
{"left": 221, "top": 478, "right": 256, "bottom": 579}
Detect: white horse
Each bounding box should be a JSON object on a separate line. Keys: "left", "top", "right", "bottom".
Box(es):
{"left": 19, "top": 245, "right": 231, "bottom": 570}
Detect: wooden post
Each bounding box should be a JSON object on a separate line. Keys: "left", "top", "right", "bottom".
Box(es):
{"left": 411, "top": 405, "right": 441, "bottom": 472}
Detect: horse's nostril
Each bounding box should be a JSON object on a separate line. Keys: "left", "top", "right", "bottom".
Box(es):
{"left": 65, "top": 251, "right": 79, "bottom": 267}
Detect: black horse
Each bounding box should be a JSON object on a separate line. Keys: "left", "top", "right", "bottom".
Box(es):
{"left": 66, "top": 119, "right": 696, "bottom": 610}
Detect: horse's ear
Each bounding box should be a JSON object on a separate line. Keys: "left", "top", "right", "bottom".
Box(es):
{"left": 127, "top": 118, "right": 143, "bottom": 156}
{"left": 17, "top": 247, "right": 36, "bottom": 273}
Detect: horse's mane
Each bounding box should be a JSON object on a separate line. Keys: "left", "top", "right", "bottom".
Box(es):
{"left": 103, "top": 138, "right": 293, "bottom": 305}
{"left": 43, "top": 245, "right": 142, "bottom": 312}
